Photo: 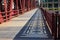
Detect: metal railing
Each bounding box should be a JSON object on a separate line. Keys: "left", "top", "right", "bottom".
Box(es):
{"left": 40, "top": 8, "right": 59, "bottom": 39}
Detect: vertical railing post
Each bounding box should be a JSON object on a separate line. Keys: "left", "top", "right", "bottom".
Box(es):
{"left": 23, "top": 0, "right": 25, "bottom": 12}
{"left": 58, "top": 12, "right": 60, "bottom": 39}
{"left": 16, "top": 0, "right": 19, "bottom": 15}
{"left": 4, "top": 0, "right": 7, "bottom": 21}
{"left": 10, "top": 0, "right": 13, "bottom": 19}
{"left": 27, "top": 0, "right": 30, "bottom": 11}
{"left": 52, "top": 12, "right": 58, "bottom": 39}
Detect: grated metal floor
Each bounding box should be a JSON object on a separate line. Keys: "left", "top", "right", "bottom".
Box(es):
{"left": 14, "top": 9, "right": 53, "bottom": 40}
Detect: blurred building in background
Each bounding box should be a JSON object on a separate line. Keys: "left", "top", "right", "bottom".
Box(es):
{"left": 40, "top": 0, "right": 59, "bottom": 12}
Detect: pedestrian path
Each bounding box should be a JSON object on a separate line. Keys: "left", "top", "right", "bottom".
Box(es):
{"left": 0, "top": 8, "right": 38, "bottom": 40}
{"left": 14, "top": 9, "right": 53, "bottom": 40}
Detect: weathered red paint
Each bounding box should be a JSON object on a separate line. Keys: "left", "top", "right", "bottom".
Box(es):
{"left": 0, "top": 0, "right": 36, "bottom": 24}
